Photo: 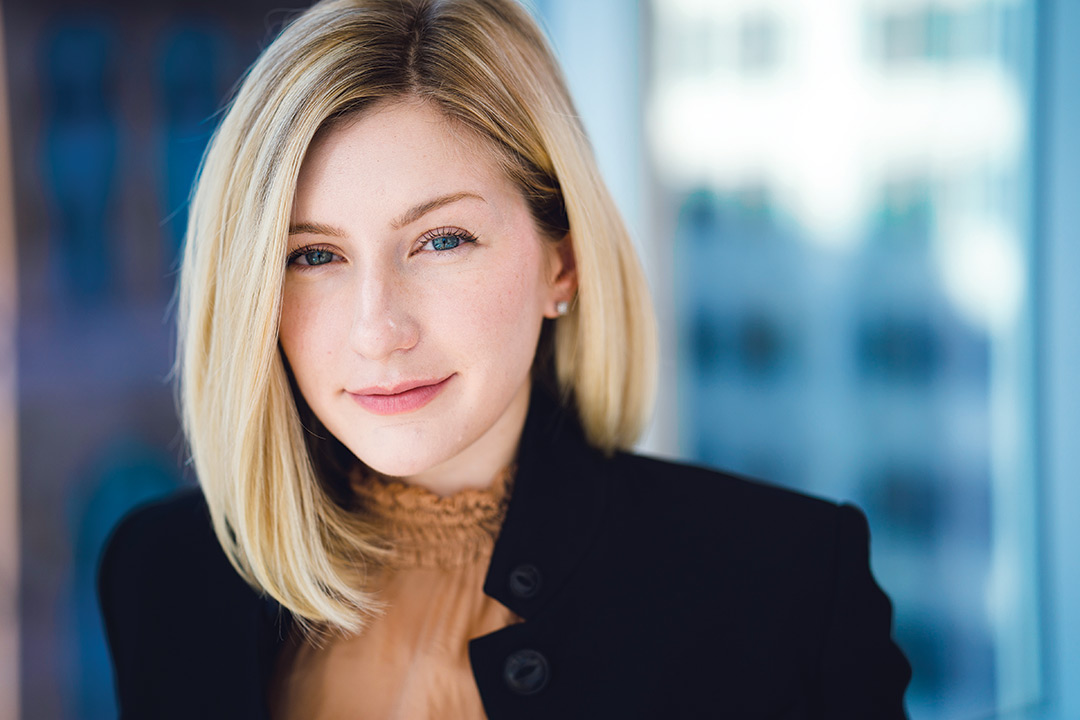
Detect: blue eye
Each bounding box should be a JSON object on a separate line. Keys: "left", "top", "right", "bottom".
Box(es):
{"left": 287, "top": 247, "right": 338, "bottom": 267}
{"left": 431, "top": 235, "right": 461, "bottom": 251}
{"left": 302, "top": 249, "right": 335, "bottom": 265}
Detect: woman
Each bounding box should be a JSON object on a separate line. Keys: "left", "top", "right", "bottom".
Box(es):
{"left": 98, "top": 0, "right": 911, "bottom": 717}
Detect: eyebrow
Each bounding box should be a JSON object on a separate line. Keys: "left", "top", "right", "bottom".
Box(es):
{"left": 287, "top": 221, "right": 345, "bottom": 238}
{"left": 391, "top": 191, "right": 484, "bottom": 229}
{"left": 288, "top": 191, "right": 485, "bottom": 237}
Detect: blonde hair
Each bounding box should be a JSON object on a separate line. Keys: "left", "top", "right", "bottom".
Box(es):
{"left": 178, "top": 0, "right": 657, "bottom": 631}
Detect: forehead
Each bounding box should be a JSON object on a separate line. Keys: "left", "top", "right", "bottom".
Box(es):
{"left": 298, "top": 100, "right": 508, "bottom": 195}
{"left": 290, "top": 99, "right": 529, "bottom": 237}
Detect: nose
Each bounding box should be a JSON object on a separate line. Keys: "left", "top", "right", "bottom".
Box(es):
{"left": 348, "top": 267, "right": 420, "bottom": 360}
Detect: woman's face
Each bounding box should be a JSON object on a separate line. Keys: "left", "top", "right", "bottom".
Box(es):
{"left": 279, "top": 100, "right": 574, "bottom": 495}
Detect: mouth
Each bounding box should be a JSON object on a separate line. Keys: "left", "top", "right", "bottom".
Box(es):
{"left": 347, "top": 375, "right": 454, "bottom": 415}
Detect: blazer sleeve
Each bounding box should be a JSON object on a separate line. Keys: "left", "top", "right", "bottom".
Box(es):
{"left": 818, "top": 503, "right": 912, "bottom": 719}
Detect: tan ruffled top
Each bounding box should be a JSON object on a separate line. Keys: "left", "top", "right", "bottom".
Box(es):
{"left": 269, "top": 467, "right": 519, "bottom": 719}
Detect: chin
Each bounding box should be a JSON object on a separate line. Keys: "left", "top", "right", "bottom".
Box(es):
{"left": 349, "top": 441, "right": 451, "bottom": 480}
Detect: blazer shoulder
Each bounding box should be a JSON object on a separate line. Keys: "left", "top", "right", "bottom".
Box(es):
{"left": 104, "top": 486, "right": 211, "bottom": 542}
{"left": 99, "top": 487, "right": 214, "bottom": 580}
{"left": 610, "top": 451, "right": 843, "bottom": 534}
{"left": 602, "top": 452, "right": 886, "bottom": 608}
{"left": 597, "top": 453, "right": 910, "bottom": 716}
{"left": 97, "top": 486, "right": 252, "bottom": 623}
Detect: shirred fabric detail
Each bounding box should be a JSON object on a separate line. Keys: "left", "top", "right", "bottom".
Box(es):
{"left": 269, "top": 467, "right": 518, "bottom": 720}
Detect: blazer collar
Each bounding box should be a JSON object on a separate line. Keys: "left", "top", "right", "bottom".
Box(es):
{"left": 482, "top": 384, "right": 610, "bottom": 619}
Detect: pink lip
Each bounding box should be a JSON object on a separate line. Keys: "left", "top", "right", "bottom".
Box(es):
{"left": 347, "top": 375, "right": 454, "bottom": 415}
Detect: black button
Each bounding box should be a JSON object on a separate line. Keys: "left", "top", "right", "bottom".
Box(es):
{"left": 503, "top": 649, "right": 549, "bottom": 695}
{"left": 509, "top": 564, "right": 542, "bottom": 599}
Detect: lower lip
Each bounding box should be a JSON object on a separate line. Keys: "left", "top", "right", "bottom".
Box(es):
{"left": 349, "top": 376, "right": 453, "bottom": 415}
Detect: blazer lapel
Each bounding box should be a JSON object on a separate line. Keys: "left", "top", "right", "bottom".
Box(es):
{"left": 482, "top": 384, "right": 610, "bottom": 619}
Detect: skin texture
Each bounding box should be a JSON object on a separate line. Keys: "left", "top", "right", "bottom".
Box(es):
{"left": 279, "top": 99, "right": 576, "bottom": 496}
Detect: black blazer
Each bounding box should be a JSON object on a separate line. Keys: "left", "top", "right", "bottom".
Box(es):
{"left": 99, "top": 387, "right": 911, "bottom": 718}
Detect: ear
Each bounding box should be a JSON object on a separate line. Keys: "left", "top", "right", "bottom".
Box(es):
{"left": 543, "top": 232, "right": 578, "bottom": 319}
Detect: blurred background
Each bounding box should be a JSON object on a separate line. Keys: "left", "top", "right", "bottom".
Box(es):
{"left": 0, "top": 0, "right": 1077, "bottom": 717}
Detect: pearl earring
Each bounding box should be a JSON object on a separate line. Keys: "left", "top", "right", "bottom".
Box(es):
{"left": 555, "top": 300, "right": 569, "bottom": 317}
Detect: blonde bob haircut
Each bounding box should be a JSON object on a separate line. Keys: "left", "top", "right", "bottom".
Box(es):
{"left": 178, "top": 0, "right": 657, "bottom": 631}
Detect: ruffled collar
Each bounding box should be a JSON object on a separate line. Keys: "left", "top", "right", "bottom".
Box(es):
{"left": 350, "top": 466, "right": 514, "bottom": 569}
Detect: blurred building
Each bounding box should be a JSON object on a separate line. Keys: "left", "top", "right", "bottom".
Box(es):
{"left": 647, "top": 0, "right": 1036, "bottom": 718}
{"left": 4, "top": 2, "right": 296, "bottom": 717}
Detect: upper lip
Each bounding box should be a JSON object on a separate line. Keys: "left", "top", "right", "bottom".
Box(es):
{"left": 347, "top": 376, "right": 451, "bottom": 396}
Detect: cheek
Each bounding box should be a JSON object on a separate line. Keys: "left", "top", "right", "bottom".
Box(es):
{"left": 279, "top": 283, "right": 338, "bottom": 371}
{"left": 445, "top": 247, "right": 548, "bottom": 364}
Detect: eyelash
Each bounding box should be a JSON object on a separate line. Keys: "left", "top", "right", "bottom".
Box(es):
{"left": 415, "top": 227, "right": 479, "bottom": 254}
{"left": 285, "top": 227, "right": 479, "bottom": 269}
